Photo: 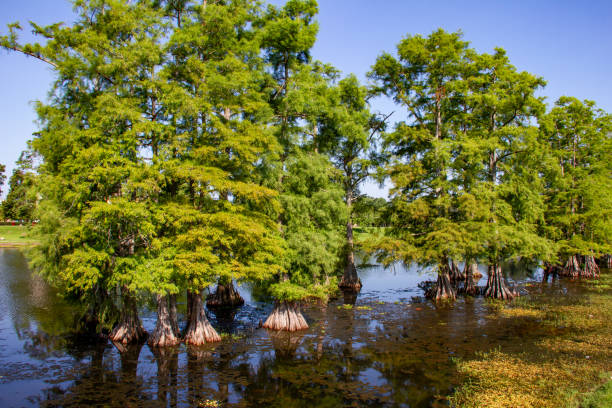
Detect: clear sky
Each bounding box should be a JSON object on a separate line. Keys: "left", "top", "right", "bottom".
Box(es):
{"left": 1, "top": 0, "right": 611, "bottom": 198}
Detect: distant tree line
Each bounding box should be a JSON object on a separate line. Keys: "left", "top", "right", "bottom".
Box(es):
{"left": 0, "top": 0, "right": 609, "bottom": 346}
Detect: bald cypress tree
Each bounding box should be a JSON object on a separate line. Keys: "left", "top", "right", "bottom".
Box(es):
{"left": 2, "top": 0, "right": 285, "bottom": 345}
{"left": 316, "top": 75, "right": 386, "bottom": 292}
{"left": 368, "top": 29, "right": 471, "bottom": 301}
{"left": 257, "top": 0, "right": 347, "bottom": 331}
{"left": 1, "top": 0, "right": 172, "bottom": 343}
{"left": 462, "top": 49, "right": 553, "bottom": 299}
{"left": 541, "top": 97, "right": 612, "bottom": 279}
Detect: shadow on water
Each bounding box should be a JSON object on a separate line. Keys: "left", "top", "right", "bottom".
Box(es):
{"left": 0, "top": 248, "right": 600, "bottom": 407}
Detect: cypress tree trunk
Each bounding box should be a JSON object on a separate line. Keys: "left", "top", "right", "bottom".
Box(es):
{"left": 484, "top": 264, "right": 515, "bottom": 300}
{"left": 339, "top": 195, "right": 362, "bottom": 292}
{"left": 263, "top": 301, "right": 309, "bottom": 332}
{"left": 463, "top": 262, "right": 479, "bottom": 296}
{"left": 449, "top": 259, "right": 465, "bottom": 282}
{"left": 429, "top": 260, "right": 456, "bottom": 301}
{"left": 582, "top": 255, "right": 600, "bottom": 279}
{"left": 206, "top": 278, "right": 244, "bottom": 308}
{"left": 169, "top": 294, "right": 179, "bottom": 336}
{"left": 561, "top": 255, "right": 581, "bottom": 278}
{"left": 149, "top": 294, "right": 180, "bottom": 347}
{"left": 184, "top": 290, "right": 221, "bottom": 345}
{"left": 109, "top": 288, "right": 147, "bottom": 344}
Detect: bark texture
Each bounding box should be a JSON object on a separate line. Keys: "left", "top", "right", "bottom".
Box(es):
{"left": 339, "top": 203, "right": 362, "bottom": 292}
{"left": 206, "top": 280, "right": 244, "bottom": 308}
{"left": 427, "top": 262, "right": 456, "bottom": 301}
{"left": 149, "top": 294, "right": 180, "bottom": 347}
{"left": 449, "top": 259, "right": 465, "bottom": 282}
{"left": 263, "top": 301, "right": 309, "bottom": 332}
{"left": 463, "top": 263, "right": 479, "bottom": 296}
{"left": 581, "top": 255, "right": 600, "bottom": 279}
{"left": 484, "top": 264, "right": 515, "bottom": 300}
{"left": 109, "top": 289, "right": 147, "bottom": 344}
{"left": 184, "top": 290, "right": 221, "bottom": 345}
{"left": 561, "top": 255, "right": 581, "bottom": 278}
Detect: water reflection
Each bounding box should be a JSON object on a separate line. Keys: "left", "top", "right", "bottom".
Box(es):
{"left": 0, "top": 248, "right": 588, "bottom": 407}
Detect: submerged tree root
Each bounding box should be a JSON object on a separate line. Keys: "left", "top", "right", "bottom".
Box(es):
{"left": 581, "top": 255, "right": 600, "bottom": 279}
{"left": 149, "top": 294, "right": 180, "bottom": 348}
{"left": 484, "top": 264, "right": 515, "bottom": 300}
{"left": 109, "top": 291, "right": 147, "bottom": 344}
{"left": 206, "top": 280, "right": 244, "bottom": 309}
{"left": 184, "top": 290, "right": 221, "bottom": 345}
{"left": 263, "top": 301, "right": 309, "bottom": 332}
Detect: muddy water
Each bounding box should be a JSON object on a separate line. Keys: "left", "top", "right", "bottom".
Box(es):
{"left": 0, "top": 248, "right": 575, "bottom": 407}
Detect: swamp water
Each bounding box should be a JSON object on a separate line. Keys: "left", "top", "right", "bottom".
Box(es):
{"left": 0, "top": 248, "right": 580, "bottom": 407}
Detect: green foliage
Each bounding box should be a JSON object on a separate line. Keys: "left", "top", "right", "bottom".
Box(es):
{"left": 369, "top": 29, "right": 555, "bottom": 270}
{"left": 2, "top": 167, "right": 37, "bottom": 221}
{"left": 540, "top": 97, "right": 612, "bottom": 259}
{"left": 275, "top": 152, "right": 347, "bottom": 300}
{"left": 353, "top": 196, "right": 389, "bottom": 228}
{"left": 0, "top": 163, "right": 5, "bottom": 201}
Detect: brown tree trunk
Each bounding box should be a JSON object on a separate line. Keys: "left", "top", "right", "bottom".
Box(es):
{"left": 184, "top": 290, "right": 221, "bottom": 345}
{"left": 169, "top": 294, "right": 179, "bottom": 336}
{"left": 429, "top": 260, "right": 456, "bottom": 301}
{"left": 263, "top": 301, "right": 309, "bottom": 332}
{"left": 449, "top": 259, "right": 465, "bottom": 282}
{"left": 339, "top": 194, "right": 362, "bottom": 292}
{"left": 484, "top": 264, "right": 515, "bottom": 300}
{"left": 206, "top": 278, "right": 244, "bottom": 308}
{"left": 109, "top": 288, "right": 147, "bottom": 344}
{"left": 463, "top": 262, "right": 479, "bottom": 296}
{"left": 149, "top": 294, "right": 180, "bottom": 347}
{"left": 581, "top": 255, "right": 600, "bottom": 279}
{"left": 561, "top": 255, "right": 581, "bottom": 278}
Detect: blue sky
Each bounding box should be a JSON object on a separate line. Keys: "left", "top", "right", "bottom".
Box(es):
{"left": 1, "top": 0, "right": 611, "bottom": 198}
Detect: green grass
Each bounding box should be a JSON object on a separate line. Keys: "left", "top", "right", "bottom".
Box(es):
{"left": 353, "top": 226, "right": 386, "bottom": 243}
{"left": 581, "top": 380, "right": 612, "bottom": 408}
{"left": 0, "top": 225, "right": 38, "bottom": 245}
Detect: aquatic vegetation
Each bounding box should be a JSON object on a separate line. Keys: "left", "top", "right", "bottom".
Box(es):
{"left": 450, "top": 272, "right": 612, "bottom": 407}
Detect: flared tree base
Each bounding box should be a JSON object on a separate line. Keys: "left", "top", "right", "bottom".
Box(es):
{"left": 426, "top": 267, "right": 456, "bottom": 301}
{"left": 263, "top": 301, "right": 309, "bottom": 332}
{"left": 581, "top": 256, "right": 600, "bottom": 279}
{"left": 184, "top": 291, "right": 221, "bottom": 345}
{"left": 461, "top": 263, "right": 479, "bottom": 296}
{"left": 109, "top": 296, "right": 147, "bottom": 345}
{"left": 561, "top": 255, "right": 581, "bottom": 278}
{"left": 339, "top": 265, "right": 362, "bottom": 292}
{"left": 206, "top": 281, "right": 245, "bottom": 309}
{"left": 484, "top": 265, "right": 515, "bottom": 300}
{"left": 149, "top": 294, "right": 180, "bottom": 348}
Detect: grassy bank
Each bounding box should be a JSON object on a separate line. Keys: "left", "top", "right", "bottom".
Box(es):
{"left": 450, "top": 272, "right": 612, "bottom": 408}
{"left": 0, "top": 225, "right": 38, "bottom": 246}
